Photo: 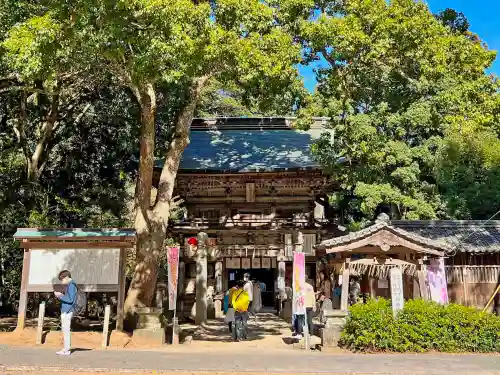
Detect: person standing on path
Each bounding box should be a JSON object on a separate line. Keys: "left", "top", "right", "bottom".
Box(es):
{"left": 53, "top": 270, "right": 77, "bottom": 356}
{"left": 231, "top": 280, "right": 250, "bottom": 341}
{"left": 304, "top": 281, "right": 316, "bottom": 336}
{"left": 243, "top": 273, "right": 255, "bottom": 318}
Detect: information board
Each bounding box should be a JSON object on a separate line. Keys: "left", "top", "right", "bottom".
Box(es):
{"left": 28, "top": 248, "right": 120, "bottom": 291}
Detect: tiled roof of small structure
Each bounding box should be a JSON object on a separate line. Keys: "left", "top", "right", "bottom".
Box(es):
{"left": 391, "top": 220, "right": 500, "bottom": 253}
{"left": 14, "top": 228, "right": 136, "bottom": 239}
{"left": 316, "top": 216, "right": 452, "bottom": 253}
{"left": 316, "top": 214, "right": 500, "bottom": 253}
{"left": 155, "top": 117, "right": 332, "bottom": 172}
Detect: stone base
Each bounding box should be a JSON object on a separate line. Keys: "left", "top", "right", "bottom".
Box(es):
{"left": 321, "top": 309, "right": 348, "bottom": 348}
{"left": 133, "top": 328, "right": 166, "bottom": 344}
{"left": 135, "top": 307, "right": 165, "bottom": 345}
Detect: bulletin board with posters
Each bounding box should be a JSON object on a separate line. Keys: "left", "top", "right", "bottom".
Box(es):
{"left": 13, "top": 228, "right": 136, "bottom": 331}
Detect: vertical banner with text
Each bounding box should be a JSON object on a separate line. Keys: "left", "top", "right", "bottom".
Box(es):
{"left": 292, "top": 251, "right": 306, "bottom": 315}
{"left": 427, "top": 258, "right": 449, "bottom": 305}
{"left": 167, "top": 247, "right": 180, "bottom": 310}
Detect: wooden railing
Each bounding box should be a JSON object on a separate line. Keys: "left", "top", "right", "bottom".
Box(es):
{"left": 445, "top": 265, "right": 500, "bottom": 284}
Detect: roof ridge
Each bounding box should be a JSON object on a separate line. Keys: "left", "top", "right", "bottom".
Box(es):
{"left": 391, "top": 220, "right": 500, "bottom": 228}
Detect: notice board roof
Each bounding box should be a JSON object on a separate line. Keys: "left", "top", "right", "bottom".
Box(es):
{"left": 14, "top": 228, "right": 136, "bottom": 240}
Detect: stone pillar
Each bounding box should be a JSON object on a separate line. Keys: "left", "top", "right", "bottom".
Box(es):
{"left": 340, "top": 258, "right": 350, "bottom": 311}
{"left": 215, "top": 261, "right": 223, "bottom": 294}
{"left": 195, "top": 232, "right": 208, "bottom": 325}
{"left": 320, "top": 309, "right": 348, "bottom": 348}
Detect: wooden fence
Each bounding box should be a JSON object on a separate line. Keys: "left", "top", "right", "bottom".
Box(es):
{"left": 445, "top": 265, "right": 500, "bottom": 284}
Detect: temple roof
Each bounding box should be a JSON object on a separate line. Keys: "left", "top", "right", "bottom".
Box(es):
{"left": 391, "top": 220, "right": 500, "bottom": 253}
{"left": 158, "top": 117, "right": 332, "bottom": 172}
{"left": 317, "top": 214, "right": 500, "bottom": 254}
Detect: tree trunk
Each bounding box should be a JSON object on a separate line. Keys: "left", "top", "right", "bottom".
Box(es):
{"left": 124, "top": 76, "right": 210, "bottom": 316}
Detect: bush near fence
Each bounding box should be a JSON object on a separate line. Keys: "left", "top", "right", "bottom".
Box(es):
{"left": 340, "top": 298, "right": 500, "bottom": 353}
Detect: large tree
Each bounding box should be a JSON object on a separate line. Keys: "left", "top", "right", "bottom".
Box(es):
{"left": 7, "top": 0, "right": 302, "bottom": 312}
{"left": 297, "top": 0, "right": 498, "bottom": 222}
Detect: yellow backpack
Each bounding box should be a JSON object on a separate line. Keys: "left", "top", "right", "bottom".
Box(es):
{"left": 232, "top": 289, "right": 250, "bottom": 312}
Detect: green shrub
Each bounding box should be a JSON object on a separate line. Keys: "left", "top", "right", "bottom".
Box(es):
{"left": 339, "top": 298, "right": 500, "bottom": 353}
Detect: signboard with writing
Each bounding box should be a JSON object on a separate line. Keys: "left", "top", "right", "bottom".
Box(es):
{"left": 251, "top": 258, "right": 261, "bottom": 269}
{"left": 427, "top": 258, "right": 449, "bottom": 304}
{"left": 261, "top": 258, "right": 271, "bottom": 269}
{"left": 390, "top": 267, "right": 404, "bottom": 316}
{"left": 241, "top": 258, "right": 251, "bottom": 269}
{"left": 28, "top": 248, "right": 120, "bottom": 291}
{"left": 378, "top": 278, "right": 389, "bottom": 289}
{"left": 167, "top": 247, "right": 180, "bottom": 311}
{"left": 292, "top": 252, "right": 306, "bottom": 315}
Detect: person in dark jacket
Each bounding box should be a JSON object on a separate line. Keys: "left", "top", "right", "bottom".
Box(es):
{"left": 53, "top": 270, "right": 77, "bottom": 355}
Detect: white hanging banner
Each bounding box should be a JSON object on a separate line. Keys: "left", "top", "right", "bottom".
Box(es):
{"left": 167, "top": 247, "right": 180, "bottom": 310}
{"left": 427, "top": 258, "right": 449, "bottom": 304}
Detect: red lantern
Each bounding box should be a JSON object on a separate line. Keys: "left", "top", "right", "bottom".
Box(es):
{"left": 187, "top": 237, "right": 198, "bottom": 246}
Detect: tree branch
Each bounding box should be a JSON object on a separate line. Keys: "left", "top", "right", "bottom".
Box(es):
{"left": 153, "top": 75, "right": 210, "bottom": 225}
{"left": 13, "top": 91, "right": 30, "bottom": 163}
{"left": 29, "top": 87, "right": 60, "bottom": 181}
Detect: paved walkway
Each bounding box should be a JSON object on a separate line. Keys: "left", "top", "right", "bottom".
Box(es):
{"left": 0, "top": 345, "right": 499, "bottom": 374}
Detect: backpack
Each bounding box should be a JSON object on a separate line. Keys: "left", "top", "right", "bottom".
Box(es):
{"left": 232, "top": 289, "right": 250, "bottom": 312}
{"left": 73, "top": 286, "right": 87, "bottom": 316}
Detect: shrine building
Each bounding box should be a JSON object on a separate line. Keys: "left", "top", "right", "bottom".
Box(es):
{"left": 152, "top": 117, "right": 500, "bottom": 318}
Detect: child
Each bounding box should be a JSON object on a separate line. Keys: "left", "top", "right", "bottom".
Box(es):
{"left": 53, "top": 270, "right": 77, "bottom": 356}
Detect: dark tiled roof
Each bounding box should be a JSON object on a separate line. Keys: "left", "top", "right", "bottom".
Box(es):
{"left": 391, "top": 221, "right": 500, "bottom": 253}
{"left": 316, "top": 213, "right": 500, "bottom": 254}
{"left": 159, "top": 117, "right": 330, "bottom": 172}
{"left": 316, "top": 221, "right": 451, "bottom": 253}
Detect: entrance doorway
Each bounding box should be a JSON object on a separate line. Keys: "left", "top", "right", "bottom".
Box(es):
{"left": 227, "top": 268, "right": 276, "bottom": 307}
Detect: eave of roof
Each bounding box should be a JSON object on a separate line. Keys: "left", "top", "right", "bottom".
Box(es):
{"left": 14, "top": 228, "right": 136, "bottom": 239}
{"left": 315, "top": 221, "right": 452, "bottom": 253}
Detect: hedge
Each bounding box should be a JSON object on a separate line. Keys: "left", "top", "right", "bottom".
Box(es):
{"left": 339, "top": 298, "right": 500, "bottom": 353}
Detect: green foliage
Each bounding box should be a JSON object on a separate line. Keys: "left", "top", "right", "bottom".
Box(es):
{"left": 341, "top": 299, "right": 500, "bottom": 353}
{"left": 435, "top": 129, "right": 500, "bottom": 219}
{"left": 298, "top": 0, "right": 500, "bottom": 222}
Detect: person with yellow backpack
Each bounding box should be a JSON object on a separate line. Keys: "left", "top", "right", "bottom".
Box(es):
{"left": 231, "top": 280, "right": 250, "bottom": 341}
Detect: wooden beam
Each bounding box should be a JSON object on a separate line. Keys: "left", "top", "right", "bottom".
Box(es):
{"left": 349, "top": 258, "right": 418, "bottom": 267}
{"left": 340, "top": 258, "right": 350, "bottom": 311}
{"left": 27, "top": 284, "right": 119, "bottom": 293}
{"left": 116, "top": 248, "right": 127, "bottom": 331}
{"left": 36, "top": 302, "right": 45, "bottom": 344}
{"left": 16, "top": 248, "right": 31, "bottom": 330}
{"left": 15, "top": 236, "right": 135, "bottom": 242}
{"left": 102, "top": 305, "right": 111, "bottom": 348}
{"left": 20, "top": 241, "right": 134, "bottom": 249}
{"left": 417, "top": 259, "right": 429, "bottom": 301}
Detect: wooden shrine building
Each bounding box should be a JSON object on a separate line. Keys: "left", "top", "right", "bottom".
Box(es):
{"left": 316, "top": 213, "right": 500, "bottom": 312}
{"left": 153, "top": 117, "right": 340, "bottom": 317}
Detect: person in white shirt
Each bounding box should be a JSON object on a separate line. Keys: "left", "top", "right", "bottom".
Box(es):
{"left": 243, "top": 273, "right": 255, "bottom": 318}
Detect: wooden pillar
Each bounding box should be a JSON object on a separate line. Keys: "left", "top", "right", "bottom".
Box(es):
{"left": 178, "top": 261, "right": 185, "bottom": 317}
{"left": 195, "top": 232, "right": 208, "bottom": 325}
{"left": 417, "top": 258, "right": 429, "bottom": 301}
{"left": 340, "top": 258, "right": 350, "bottom": 311}
{"left": 16, "top": 248, "right": 31, "bottom": 330}
{"left": 116, "top": 248, "right": 127, "bottom": 331}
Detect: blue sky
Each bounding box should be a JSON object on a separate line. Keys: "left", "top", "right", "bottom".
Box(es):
{"left": 299, "top": 0, "right": 500, "bottom": 92}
